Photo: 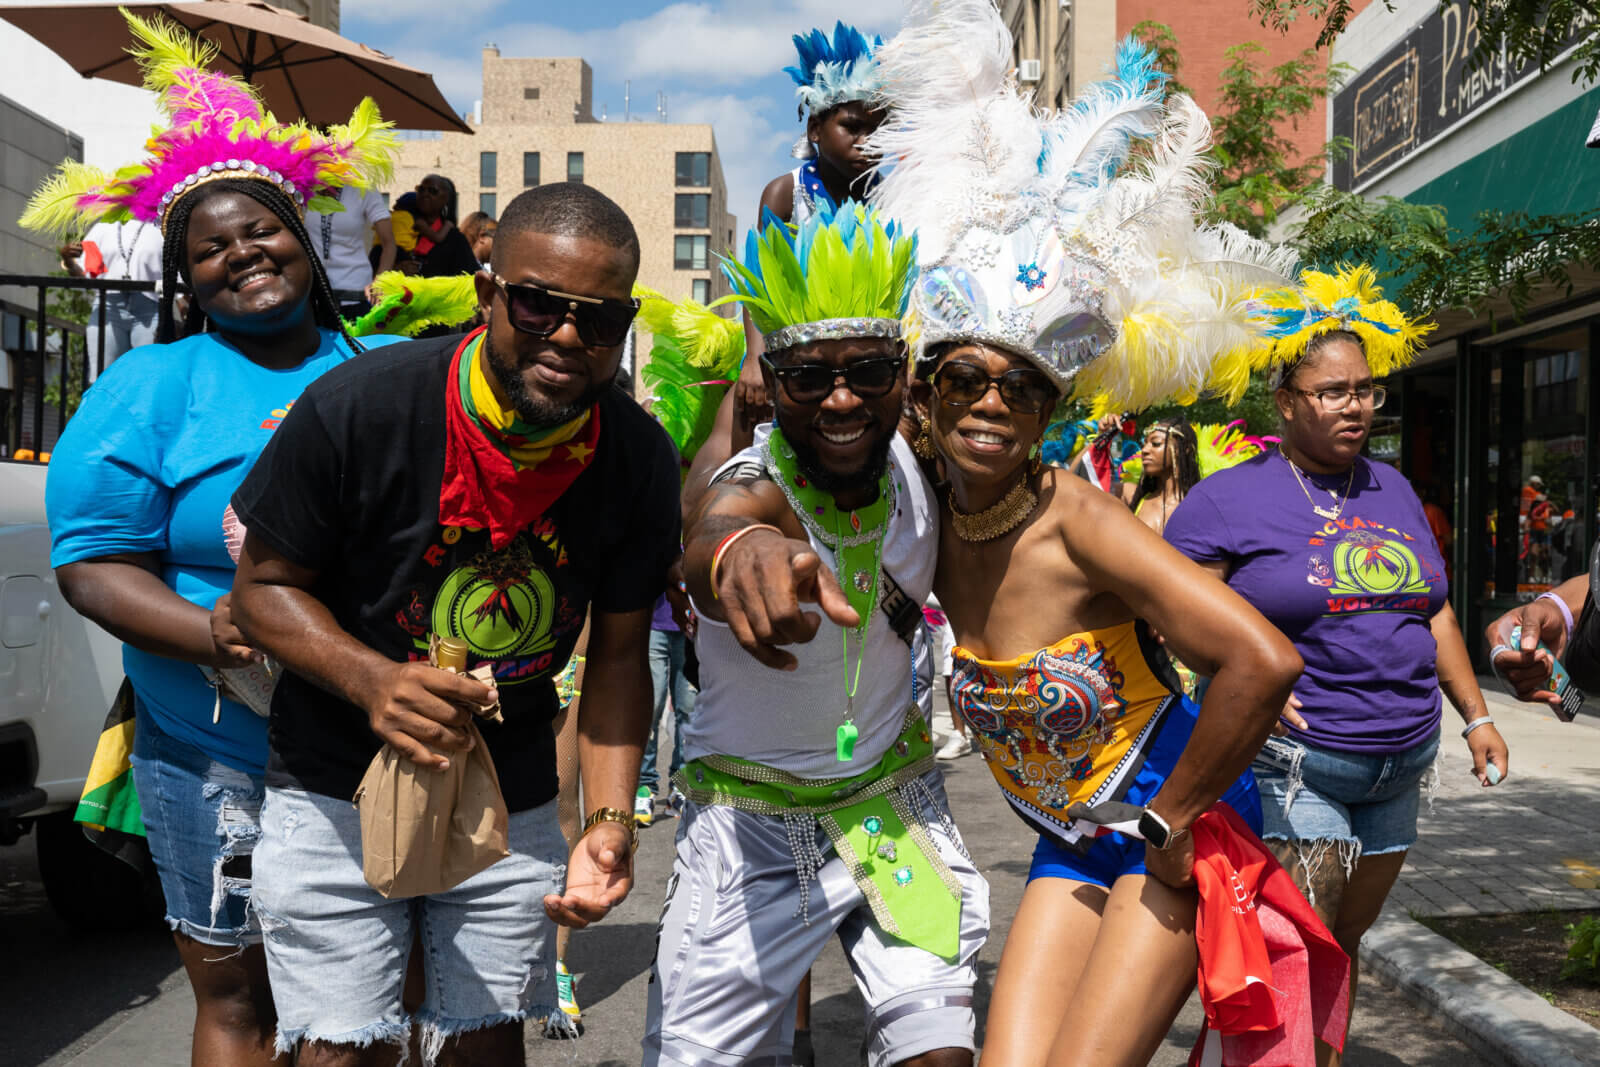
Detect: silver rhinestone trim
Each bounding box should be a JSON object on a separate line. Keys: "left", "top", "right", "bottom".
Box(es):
{"left": 762, "top": 316, "right": 902, "bottom": 353}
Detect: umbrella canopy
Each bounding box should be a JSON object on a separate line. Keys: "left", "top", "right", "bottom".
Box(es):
{"left": 0, "top": 0, "right": 472, "bottom": 133}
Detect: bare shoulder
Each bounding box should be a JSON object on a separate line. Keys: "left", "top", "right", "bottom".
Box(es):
{"left": 1040, "top": 468, "right": 1163, "bottom": 553}
{"left": 759, "top": 173, "right": 795, "bottom": 223}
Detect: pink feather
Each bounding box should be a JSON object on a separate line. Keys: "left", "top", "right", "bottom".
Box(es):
{"left": 163, "top": 68, "right": 264, "bottom": 128}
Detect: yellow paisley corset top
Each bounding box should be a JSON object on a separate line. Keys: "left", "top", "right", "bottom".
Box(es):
{"left": 951, "top": 619, "right": 1180, "bottom": 850}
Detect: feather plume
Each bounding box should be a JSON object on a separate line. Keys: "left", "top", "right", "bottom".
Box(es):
{"left": 19, "top": 161, "right": 118, "bottom": 237}
{"left": 785, "top": 21, "right": 884, "bottom": 114}
{"left": 635, "top": 285, "right": 744, "bottom": 467}
{"left": 346, "top": 273, "right": 478, "bottom": 337}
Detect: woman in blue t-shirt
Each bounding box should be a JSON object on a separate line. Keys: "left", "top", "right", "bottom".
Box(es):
{"left": 45, "top": 177, "right": 393, "bottom": 1065}
{"left": 1166, "top": 321, "right": 1509, "bottom": 1064}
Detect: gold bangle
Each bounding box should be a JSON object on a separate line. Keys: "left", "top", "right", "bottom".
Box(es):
{"left": 708, "top": 523, "right": 784, "bottom": 599}
{"left": 582, "top": 806, "right": 637, "bottom": 852}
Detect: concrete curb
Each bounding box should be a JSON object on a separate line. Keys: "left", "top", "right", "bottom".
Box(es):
{"left": 1360, "top": 903, "right": 1600, "bottom": 1066}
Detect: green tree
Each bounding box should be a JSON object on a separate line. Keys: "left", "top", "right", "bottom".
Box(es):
{"left": 41, "top": 274, "right": 91, "bottom": 418}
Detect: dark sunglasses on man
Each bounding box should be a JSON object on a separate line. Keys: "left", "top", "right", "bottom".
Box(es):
{"left": 761, "top": 354, "right": 906, "bottom": 404}
{"left": 932, "top": 361, "right": 1056, "bottom": 414}
{"left": 492, "top": 275, "right": 640, "bottom": 347}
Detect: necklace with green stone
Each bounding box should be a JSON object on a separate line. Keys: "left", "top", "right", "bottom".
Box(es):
{"left": 764, "top": 428, "right": 894, "bottom": 761}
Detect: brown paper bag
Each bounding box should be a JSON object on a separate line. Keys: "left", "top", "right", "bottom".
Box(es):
{"left": 353, "top": 649, "right": 509, "bottom": 898}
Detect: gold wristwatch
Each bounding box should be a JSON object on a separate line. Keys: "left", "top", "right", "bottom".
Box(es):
{"left": 582, "top": 806, "right": 638, "bottom": 852}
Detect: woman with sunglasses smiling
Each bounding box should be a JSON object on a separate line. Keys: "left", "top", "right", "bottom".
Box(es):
{"left": 871, "top": 6, "right": 1313, "bottom": 1062}
{"left": 1164, "top": 268, "right": 1508, "bottom": 1065}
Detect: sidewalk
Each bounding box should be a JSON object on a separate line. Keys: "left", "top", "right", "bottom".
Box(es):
{"left": 1360, "top": 679, "right": 1600, "bottom": 1066}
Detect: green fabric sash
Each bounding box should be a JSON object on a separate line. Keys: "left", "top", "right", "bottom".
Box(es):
{"left": 674, "top": 712, "right": 962, "bottom": 960}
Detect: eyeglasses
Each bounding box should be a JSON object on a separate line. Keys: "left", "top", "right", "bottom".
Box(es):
{"left": 492, "top": 275, "right": 640, "bottom": 347}
{"left": 1294, "top": 384, "right": 1387, "bottom": 412}
{"left": 932, "top": 362, "right": 1057, "bottom": 414}
{"left": 761, "top": 355, "right": 906, "bottom": 404}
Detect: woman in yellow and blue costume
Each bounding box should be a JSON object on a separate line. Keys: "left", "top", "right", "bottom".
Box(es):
{"left": 869, "top": 2, "right": 1305, "bottom": 1061}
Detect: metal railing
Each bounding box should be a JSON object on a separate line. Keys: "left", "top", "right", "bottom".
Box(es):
{"left": 0, "top": 275, "right": 158, "bottom": 458}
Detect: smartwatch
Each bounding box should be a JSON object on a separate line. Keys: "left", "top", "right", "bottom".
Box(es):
{"left": 1138, "top": 807, "right": 1188, "bottom": 850}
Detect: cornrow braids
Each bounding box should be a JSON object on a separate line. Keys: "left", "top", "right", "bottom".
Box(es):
{"left": 155, "top": 177, "right": 364, "bottom": 355}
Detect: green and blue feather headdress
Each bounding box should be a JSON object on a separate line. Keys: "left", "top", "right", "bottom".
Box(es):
{"left": 717, "top": 200, "right": 917, "bottom": 354}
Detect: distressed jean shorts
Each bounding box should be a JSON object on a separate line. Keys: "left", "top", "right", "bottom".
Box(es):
{"left": 1252, "top": 729, "right": 1441, "bottom": 860}
{"left": 129, "top": 704, "right": 263, "bottom": 946}
{"left": 252, "top": 787, "right": 565, "bottom": 1058}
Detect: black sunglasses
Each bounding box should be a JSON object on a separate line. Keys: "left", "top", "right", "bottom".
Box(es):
{"left": 493, "top": 275, "right": 640, "bottom": 347}
{"left": 762, "top": 354, "right": 906, "bottom": 404}
{"left": 933, "top": 361, "right": 1056, "bottom": 414}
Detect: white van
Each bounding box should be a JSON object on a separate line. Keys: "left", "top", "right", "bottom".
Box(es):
{"left": 1, "top": 458, "right": 159, "bottom": 927}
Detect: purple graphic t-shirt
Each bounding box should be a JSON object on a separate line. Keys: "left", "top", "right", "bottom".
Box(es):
{"left": 1164, "top": 452, "right": 1447, "bottom": 755}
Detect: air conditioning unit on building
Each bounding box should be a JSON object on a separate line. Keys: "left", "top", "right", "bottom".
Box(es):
{"left": 1019, "top": 58, "right": 1042, "bottom": 83}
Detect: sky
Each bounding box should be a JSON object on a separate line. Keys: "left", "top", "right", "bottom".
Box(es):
{"left": 342, "top": 0, "right": 907, "bottom": 236}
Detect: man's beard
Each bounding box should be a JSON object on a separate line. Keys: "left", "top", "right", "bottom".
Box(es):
{"left": 782, "top": 416, "right": 895, "bottom": 497}
{"left": 483, "top": 329, "right": 609, "bottom": 428}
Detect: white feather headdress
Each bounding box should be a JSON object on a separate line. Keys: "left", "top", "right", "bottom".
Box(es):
{"left": 867, "top": 0, "right": 1297, "bottom": 410}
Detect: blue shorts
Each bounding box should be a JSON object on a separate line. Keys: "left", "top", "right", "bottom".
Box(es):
{"left": 129, "top": 703, "right": 264, "bottom": 946}
{"left": 252, "top": 787, "right": 566, "bottom": 1057}
{"left": 1028, "top": 701, "right": 1263, "bottom": 887}
{"left": 1252, "top": 730, "right": 1440, "bottom": 858}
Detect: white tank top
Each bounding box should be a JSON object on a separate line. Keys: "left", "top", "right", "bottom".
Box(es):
{"left": 790, "top": 164, "right": 819, "bottom": 225}
{"left": 685, "top": 429, "right": 938, "bottom": 777}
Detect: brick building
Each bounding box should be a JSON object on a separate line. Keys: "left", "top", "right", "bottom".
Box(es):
{"left": 390, "top": 46, "right": 738, "bottom": 384}
{"left": 1000, "top": 0, "right": 1369, "bottom": 165}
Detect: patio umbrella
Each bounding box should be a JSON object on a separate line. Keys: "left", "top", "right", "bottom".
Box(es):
{"left": 0, "top": 0, "right": 473, "bottom": 133}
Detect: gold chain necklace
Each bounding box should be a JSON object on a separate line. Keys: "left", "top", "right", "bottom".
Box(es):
{"left": 1280, "top": 447, "right": 1355, "bottom": 521}
{"left": 949, "top": 478, "right": 1038, "bottom": 542}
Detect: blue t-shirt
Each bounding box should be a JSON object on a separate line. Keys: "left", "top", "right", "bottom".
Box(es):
{"left": 47, "top": 328, "right": 400, "bottom": 771}
{"left": 1164, "top": 453, "right": 1448, "bottom": 755}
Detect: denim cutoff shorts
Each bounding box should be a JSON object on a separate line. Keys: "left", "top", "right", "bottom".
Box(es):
{"left": 252, "top": 786, "right": 566, "bottom": 1058}
{"left": 1252, "top": 729, "right": 1441, "bottom": 859}
{"left": 128, "top": 703, "right": 264, "bottom": 946}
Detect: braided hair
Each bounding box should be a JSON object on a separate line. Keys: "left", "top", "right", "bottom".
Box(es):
{"left": 156, "top": 177, "right": 362, "bottom": 354}
{"left": 1132, "top": 415, "right": 1201, "bottom": 510}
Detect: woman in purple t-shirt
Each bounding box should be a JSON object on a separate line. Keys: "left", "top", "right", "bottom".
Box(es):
{"left": 1166, "top": 306, "right": 1509, "bottom": 1060}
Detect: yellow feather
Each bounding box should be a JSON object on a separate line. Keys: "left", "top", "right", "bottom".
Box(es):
{"left": 18, "top": 160, "right": 113, "bottom": 237}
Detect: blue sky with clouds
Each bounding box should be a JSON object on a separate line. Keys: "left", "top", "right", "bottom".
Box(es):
{"left": 342, "top": 0, "right": 906, "bottom": 236}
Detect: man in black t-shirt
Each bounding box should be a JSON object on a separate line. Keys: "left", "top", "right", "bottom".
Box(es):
{"left": 231, "top": 183, "right": 679, "bottom": 1065}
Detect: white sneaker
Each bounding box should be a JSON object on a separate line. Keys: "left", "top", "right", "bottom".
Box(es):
{"left": 935, "top": 734, "right": 972, "bottom": 760}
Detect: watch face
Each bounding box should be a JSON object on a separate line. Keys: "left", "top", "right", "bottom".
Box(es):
{"left": 1138, "top": 809, "right": 1170, "bottom": 849}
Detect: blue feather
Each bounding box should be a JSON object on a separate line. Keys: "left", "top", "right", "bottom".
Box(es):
{"left": 785, "top": 21, "right": 882, "bottom": 89}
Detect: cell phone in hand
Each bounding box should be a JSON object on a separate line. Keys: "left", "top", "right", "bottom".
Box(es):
{"left": 1510, "top": 625, "right": 1586, "bottom": 721}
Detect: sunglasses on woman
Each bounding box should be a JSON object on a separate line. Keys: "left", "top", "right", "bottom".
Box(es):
{"left": 492, "top": 275, "right": 640, "bottom": 347}
{"left": 933, "top": 361, "right": 1056, "bottom": 414}
{"left": 762, "top": 355, "right": 906, "bottom": 404}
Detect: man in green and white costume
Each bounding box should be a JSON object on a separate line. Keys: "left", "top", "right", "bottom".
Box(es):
{"left": 649, "top": 203, "right": 987, "bottom": 1067}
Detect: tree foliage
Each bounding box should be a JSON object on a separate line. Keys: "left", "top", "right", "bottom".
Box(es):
{"left": 1248, "top": 0, "right": 1600, "bottom": 85}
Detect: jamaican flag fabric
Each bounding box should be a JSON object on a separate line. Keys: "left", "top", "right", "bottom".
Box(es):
{"left": 74, "top": 678, "right": 146, "bottom": 838}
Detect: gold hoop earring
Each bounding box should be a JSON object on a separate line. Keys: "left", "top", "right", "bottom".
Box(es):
{"left": 914, "top": 416, "right": 936, "bottom": 460}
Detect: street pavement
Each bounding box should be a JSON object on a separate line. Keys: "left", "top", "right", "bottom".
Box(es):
{"left": 0, "top": 685, "right": 1506, "bottom": 1066}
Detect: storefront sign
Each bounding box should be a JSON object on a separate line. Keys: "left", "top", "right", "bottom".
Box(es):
{"left": 1331, "top": 2, "right": 1595, "bottom": 189}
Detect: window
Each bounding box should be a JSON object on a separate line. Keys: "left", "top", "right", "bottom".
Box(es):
{"left": 674, "top": 194, "right": 709, "bottom": 228}
{"left": 479, "top": 151, "right": 497, "bottom": 187}
{"left": 567, "top": 152, "right": 583, "bottom": 183}
{"left": 675, "top": 151, "right": 710, "bottom": 187}
{"left": 523, "top": 87, "right": 540, "bottom": 100}
{"left": 479, "top": 193, "right": 496, "bottom": 217}
{"left": 674, "top": 235, "right": 708, "bottom": 270}
{"left": 692, "top": 279, "right": 711, "bottom": 305}
{"left": 380, "top": 192, "right": 390, "bottom": 208}
{"left": 523, "top": 151, "right": 540, "bottom": 187}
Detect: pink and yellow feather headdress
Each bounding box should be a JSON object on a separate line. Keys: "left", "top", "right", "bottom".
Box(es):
{"left": 20, "top": 8, "right": 398, "bottom": 237}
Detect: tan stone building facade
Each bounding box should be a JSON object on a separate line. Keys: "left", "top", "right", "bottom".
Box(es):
{"left": 389, "top": 47, "right": 737, "bottom": 383}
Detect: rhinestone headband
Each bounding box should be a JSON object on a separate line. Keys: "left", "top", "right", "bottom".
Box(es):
{"left": 159, "top": 160, "right": 305, "bottom": 229}
{"left": 762, "top": 317, "right": 902, "bottom": 353}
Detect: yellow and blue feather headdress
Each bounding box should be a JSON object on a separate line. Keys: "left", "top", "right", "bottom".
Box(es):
{"left": 1252, "top": 265, "right": 1434, "bottom": 380}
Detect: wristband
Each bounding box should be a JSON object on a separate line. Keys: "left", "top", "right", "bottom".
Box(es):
{"left": 709, "top": 523, "right": 784, "bottom": 599}
{"left": 1461, "top": 715, "right": 1496, "bottom": 739}
{"left": 1536, "top": 591, "right": 1575, "bottom": 647}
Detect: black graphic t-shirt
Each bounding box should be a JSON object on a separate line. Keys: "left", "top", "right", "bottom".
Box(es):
{"left": 232, "top": 333, "right": 681, "bottom": 811}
